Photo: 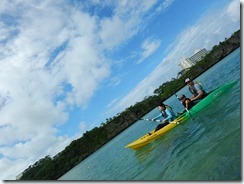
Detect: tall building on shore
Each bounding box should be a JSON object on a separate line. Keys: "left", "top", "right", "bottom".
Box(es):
{"left": 179, "top": 48, "right": 208, "bottom": 70}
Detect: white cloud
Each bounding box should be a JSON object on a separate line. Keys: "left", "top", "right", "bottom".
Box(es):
{"left": 137, "top": 38, "right": 161, "bottom": 64}
{"left": 100, "top": 16, "right": 133, "bottom": 49}
{"left": 227, "top": 0, "right": 240, "bottom": 22}
{"left": 0, "top": 0, "right": 109, "bottom": 179}
{"left": 0, "top": 157, "right": 31, "bottom": 179}
{"left": 110, "top": 77, "right": 158, "bottom": 113}
{"left": 156, "top": 0, "right": 175, "bottom": 12}
{"left": 99, "top": 0, "right": 158, "bottom": 49}
{"left": 61, "top": 11, "right": 110, "bottom": 107}
{"left": 109, "top": 76, "right": 122, "bottom": 87}
{"left": 106, "top": 98, "right": 120, "bottom": 109}
{"left": 0, "top": 134, "right": 71, "bottom": 179}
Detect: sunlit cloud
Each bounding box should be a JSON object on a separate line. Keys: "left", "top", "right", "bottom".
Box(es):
{"left": 137, "top": 38, "right": 161, "bottom": 64}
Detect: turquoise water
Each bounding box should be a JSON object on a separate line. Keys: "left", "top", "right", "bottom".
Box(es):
{"left": 59, "top": 48, "right": 240, "bottom": 181}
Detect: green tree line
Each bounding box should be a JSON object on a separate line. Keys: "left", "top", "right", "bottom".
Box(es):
{"left": 19, "top": 29, "right": 240, "bottom": 180}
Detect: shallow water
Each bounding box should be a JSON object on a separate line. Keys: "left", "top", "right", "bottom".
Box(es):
{"left": 59, "top": 48, "right": 240, "bottom": 181}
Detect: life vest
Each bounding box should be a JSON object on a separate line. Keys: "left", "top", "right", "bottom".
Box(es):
{"left": 161, "top": 105, "right": 176, "bottom": 119}
{"left": 189, "top": 81, "right": 207, "bottom": 97}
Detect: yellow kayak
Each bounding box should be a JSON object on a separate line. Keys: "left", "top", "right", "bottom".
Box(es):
{"left": 125, "top": 115, "right": 188, "bottom": 150}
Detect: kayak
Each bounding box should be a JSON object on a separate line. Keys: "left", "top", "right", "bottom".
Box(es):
{"left": 125, "top": 80, "right": 237, "bottom": 150}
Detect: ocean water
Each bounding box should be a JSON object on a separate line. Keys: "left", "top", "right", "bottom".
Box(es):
{"left": 59, "top": 48, "right": 240, "bottom": 181}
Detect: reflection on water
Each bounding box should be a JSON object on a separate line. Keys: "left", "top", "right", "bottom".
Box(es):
{"left": 134, "top": 145, "right": 155, "bottom": 163}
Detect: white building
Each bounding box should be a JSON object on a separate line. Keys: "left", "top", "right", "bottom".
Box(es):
{"left": 179, "top": 48, "right": 208, "bottom": 70}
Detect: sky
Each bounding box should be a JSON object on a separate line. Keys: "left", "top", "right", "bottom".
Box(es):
{"left": 0, "top": 0, "right": 240, "bottom": 180}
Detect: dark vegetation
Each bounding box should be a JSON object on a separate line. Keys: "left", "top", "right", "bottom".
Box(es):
{"left": 19, "top": 30, "right": 240, "bottom": 180}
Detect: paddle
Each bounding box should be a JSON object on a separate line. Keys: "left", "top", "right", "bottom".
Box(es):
{"left": 140, "top": 118, "right": 180, "bottom": 124}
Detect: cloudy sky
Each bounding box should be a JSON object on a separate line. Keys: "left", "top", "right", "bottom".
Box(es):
{"left": 0, "top": 0, "right": 240, "bottom": 180}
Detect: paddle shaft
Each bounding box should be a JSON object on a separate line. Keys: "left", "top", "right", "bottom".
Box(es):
{"left": 140, "top": 118, "right": 179, "bottom": 124}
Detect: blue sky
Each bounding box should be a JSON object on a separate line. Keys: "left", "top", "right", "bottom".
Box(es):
{"left": 0, "top": 0, "right": 240, "bottom": 179}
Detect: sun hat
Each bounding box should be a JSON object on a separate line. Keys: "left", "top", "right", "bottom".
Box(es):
{"left": 158, "top": 100, "right": 166, "bottom": 107}
{"left": 178, "top": 94, "right": 185, "bottom": 100}
{"left": 185, "top": 78, "right": 191, "bottom": 83}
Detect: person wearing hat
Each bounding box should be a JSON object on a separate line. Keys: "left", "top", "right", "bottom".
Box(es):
{"left": 185, "top": 78, "right": 208, "bottom": 101}
{"left": 177, "top": 94, "right": 195, "bottom": 111}
{"left": 151, "top": 101, "right": 177, "bottom": 132}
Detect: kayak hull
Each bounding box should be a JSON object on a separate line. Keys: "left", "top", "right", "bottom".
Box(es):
{"left": 125, "top": 115, "right": 188, "bottom": 150}
{"left": 125, "top": 80, "right": 237, "bottom": 150}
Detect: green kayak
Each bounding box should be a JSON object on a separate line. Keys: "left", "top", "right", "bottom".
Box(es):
{"left": 125, "top": 80, "right": 238, "bottom": 150}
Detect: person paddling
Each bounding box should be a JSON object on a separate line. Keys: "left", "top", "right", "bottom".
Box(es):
{"left": 151, "top": 102, "right": 176, "bottom": 132}
{"left": 185, "top": 78, "right": 208, "bottom": 101}
{"left": 177, "top": 94, "right": 195, "bottom": 112}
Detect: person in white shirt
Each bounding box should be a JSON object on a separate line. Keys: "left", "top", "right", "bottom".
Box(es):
{"left": 185, "top": 78, "right": 208, "bottom": 101}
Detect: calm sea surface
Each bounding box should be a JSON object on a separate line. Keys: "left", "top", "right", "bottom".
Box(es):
{"left": 59, "top": 48, "right": 240, "bottom": 181}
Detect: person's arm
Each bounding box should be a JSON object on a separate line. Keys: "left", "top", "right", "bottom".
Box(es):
{"left": 189, "top": 87, "right": 197, "bottom": 99}
{"left": 191, "top": 84, "right": 204, "bottom": 101}
{"left": 191, "top": 90, "right": 204, "bottom": 101}
{"left": 152, "top": 113, "right": 162, "bottom": 120}
{"left": 185, "top": 100, "right": 191, "bottom": 110}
